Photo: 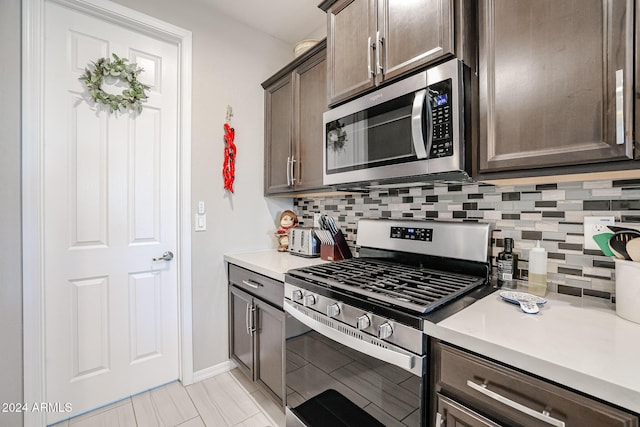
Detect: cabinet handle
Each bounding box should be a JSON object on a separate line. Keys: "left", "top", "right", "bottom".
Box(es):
{"left": 249, "top": 304, "right": 256, "bottom": 335}
{"left": 615, "top": 69, "right": 624, "bottom": 145}
{"left": 242, "top": 279, "right": 262, "bottom": 289}
{"left": 367, "top": 36, "right": 374, "bottom": 78}
{"left": 286, "top": 156, "right": 291, "bottom": 186}
{"left": 466, "top": 380, "right": 565, "bottom": 427}
{"left": 290, "top": 156, "right": 296, "bottom": 184}
{"left": 376, "top": 31, "right": 383, "bottom": 75}
{"left": 245, "top": 302, "right": 251, "bottom": 336}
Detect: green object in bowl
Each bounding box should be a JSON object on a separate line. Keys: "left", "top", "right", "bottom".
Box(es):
{"left": 593, "top": 233, "right": 615, "bottom": 256}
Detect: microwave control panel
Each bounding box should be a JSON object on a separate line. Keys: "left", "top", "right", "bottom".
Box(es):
{"left": 428, "top": 78, "right": 453, "bottom": 158}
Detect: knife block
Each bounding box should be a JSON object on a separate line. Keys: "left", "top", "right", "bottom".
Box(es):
{"left": 320, "top": 244, "right": 342, "bottom": 261}
{"left": 320, "top": 230, "right": 352, "bottom": 261}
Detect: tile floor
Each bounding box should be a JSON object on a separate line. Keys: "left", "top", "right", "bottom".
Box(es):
{"left": 52, "top": 369, "right": 285, "bottom": 427}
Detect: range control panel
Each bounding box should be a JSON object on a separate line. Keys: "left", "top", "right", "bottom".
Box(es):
{"left": 390, "top": 226, "right": 433, "bottom": 242}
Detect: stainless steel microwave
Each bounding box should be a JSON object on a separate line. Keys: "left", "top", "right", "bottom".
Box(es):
{"left": 323, "top": 58, "right": 471, "bottom": 188}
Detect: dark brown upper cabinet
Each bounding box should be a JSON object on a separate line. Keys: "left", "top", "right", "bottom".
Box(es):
{"left": 263, "top": 41, "right": 329, "bottom": 195}
{"left": 324, "top": 0, "right": 458, "bottom": 106}
{"left": 478, "top": 0, "right": 635, "bottom": 173}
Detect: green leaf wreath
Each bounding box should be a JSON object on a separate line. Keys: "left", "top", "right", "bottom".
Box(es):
{"left": 79, "top": 53, "right": 150, "bottom": 113}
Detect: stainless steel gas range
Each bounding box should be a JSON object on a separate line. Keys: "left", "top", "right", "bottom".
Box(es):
{"left": 283, "top": 219, "right": 494, "bottom": 427}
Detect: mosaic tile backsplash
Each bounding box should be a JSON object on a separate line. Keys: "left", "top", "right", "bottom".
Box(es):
{"left": 294, "top": 178, "right": 640, "bottom": 300}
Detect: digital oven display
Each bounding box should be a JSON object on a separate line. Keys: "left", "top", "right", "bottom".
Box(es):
{"left": 434, "top": 93, "right": 448, "bottom": 106}
{"left": 390, "top": 226, "right": 433, "bottom": 242}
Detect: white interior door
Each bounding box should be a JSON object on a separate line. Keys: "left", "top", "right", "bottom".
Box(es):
{"left": 43, "top": 2, "right": 180, "bottom": 423}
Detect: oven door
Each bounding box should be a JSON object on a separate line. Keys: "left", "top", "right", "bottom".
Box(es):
{"left": 284, "top": 300, "right": 426, "bottom": 427}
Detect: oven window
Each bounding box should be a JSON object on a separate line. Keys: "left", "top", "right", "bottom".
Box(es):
{"left": 325, "top": 93, "right": 418, "bottom": 175}
{"left": 286, "top": 328, "right": 423, "bottom": 426}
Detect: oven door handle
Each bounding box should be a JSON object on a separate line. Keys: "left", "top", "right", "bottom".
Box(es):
{"left": 284, "top": 300, "right": 424, "bottom": 377}
{"left": 411, "top": 89, "right": 429, "bottom": 160}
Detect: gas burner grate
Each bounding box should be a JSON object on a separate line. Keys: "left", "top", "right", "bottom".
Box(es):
{"left": 288, "top": 258, "right": 486, "bottom": 314}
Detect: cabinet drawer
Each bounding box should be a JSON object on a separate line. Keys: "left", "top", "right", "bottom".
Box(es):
{"left": 434, "top": 341, "right": 638, "bottom": 427}
{"left": 228, "top": 264, "right": 283, "bottom": 309}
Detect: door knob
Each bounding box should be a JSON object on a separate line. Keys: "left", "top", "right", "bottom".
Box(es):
{"left": 153, "top": 251, "right": 174, "bottom": 261}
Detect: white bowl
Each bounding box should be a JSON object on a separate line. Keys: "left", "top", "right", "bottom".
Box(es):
{"left": 294, "top": 39, "right": 320, "bottom": 57}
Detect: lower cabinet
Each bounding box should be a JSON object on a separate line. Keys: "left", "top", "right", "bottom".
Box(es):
{"left": 228, "top": 264, "right": 285, "bottom": 406}
{"left": 432, "top": 340, "right": 639, "bottom": 427}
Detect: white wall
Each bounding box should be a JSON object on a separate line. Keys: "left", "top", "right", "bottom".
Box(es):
{"left": 0, "top": 0, "right": 23, "bottom": 425}
{"left": 111, "top": 0, "right": 294, "bottom": 371}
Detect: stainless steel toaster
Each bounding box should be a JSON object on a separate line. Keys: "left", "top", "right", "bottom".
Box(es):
{"left": 288, "top": 228, "right": 320, "bottom": 258}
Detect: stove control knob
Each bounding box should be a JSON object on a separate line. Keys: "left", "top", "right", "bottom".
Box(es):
{"left": 303, "top": 294, "right": 316, "bottom": 307}
{"left": 327, "top": 303, "right": 340, "bottom": 318}
{"left": 378, "top": 322, "right": 393, "bottom": 340}
{"left": 292, "top": 290, "right": 303, "bottom": 302}
{"left": 356, "top": 314, "right": 371, "bottom": 330}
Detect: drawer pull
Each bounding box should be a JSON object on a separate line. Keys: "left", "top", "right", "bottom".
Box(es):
{"left": 466, "top": 380, "right": 565, "bottom": 427}
{"left": 242, "top": 279, "right": 263, "bottom": 289}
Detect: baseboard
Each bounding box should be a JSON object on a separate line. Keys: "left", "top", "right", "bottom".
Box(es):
{"left": 191, "top": 359, "right": 237, "bottom": 383}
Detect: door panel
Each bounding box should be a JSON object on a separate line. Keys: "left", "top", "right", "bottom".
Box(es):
{"left": 129, "top": 271, "right": 162, "bottom": 363}
{"left": 256, "top": 301, "right": 286, "bottom": 403}
{"left": 230, "top": 287, "right": 254, "bottom": 376}
{"left": 44, "top": 2, "right": 179, "bottom": 423}
{"left": 381, "top": 0, "right": 454, "bottom": 83}
{"left": 265, "top": 76, "right": 293, "bottom": 193}
{"left": 69, "top": 94, "right": 108, "bottom": 247}
{"left": 70, "top": 276, "right": 110, "bottom": 379}
{"left": 327, "top": 0, "right": 376, "bottom": 105}
{"left": 295, "top": 50, "right": 327, "bottom": 192}
{"left": 479, "top": 0, "right": 634, "bottom": 172}
{"left": 130, "top": 107, "right": 161, "bottom": 243}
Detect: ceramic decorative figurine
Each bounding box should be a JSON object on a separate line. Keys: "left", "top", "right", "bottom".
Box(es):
{"left": 275, "top": 210, "right": 298, "bottom": 252}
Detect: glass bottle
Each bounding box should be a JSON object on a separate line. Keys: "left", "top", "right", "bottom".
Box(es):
{"left": 497, "top": 238, "right": 518, "bottom": 284}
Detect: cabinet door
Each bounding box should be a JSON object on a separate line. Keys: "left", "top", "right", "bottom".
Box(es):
{"left": 255, "top": 300, "right": 285, "bottom": 404}
{"left": 229, "top": 287, "right": 254, "bottom": 377}
{"left": 327, "top": 0, "right": 376, "bottom": 105}
{"left": 437, "top": 394, "right": 501, "bottom": 427}
{"left": 479, "top": 0, "right": 634, "bottom": 173}
{"left": 294, "top": 50, "right": 328, "bottom": 192}
{"left": 264, "top": 74, "right": 293, "bottom": 194}
{"left": 379, "top": 0, "right": 454, "bottom": 83}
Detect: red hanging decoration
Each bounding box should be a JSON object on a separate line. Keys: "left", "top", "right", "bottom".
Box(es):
{"left": 222, "top": 106, "right": 236, "bottom": 193}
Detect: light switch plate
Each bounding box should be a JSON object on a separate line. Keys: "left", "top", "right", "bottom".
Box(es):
{"left": 195, "top": 213, "right": 206, "bottom": 231}
{"left": 584, "top": 216, "right": 615, "bottom": 250}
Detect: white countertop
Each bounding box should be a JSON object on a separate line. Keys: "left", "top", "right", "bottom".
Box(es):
{"left": 425, "top": 291, "right": 640, "bottom": 413}
{"left": 224, "top": 249, "right": 328, "bottom": 282}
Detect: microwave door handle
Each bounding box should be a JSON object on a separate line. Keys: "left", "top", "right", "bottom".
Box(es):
{"left": 411, "top": 89, "right": 430, "bottom": 159}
